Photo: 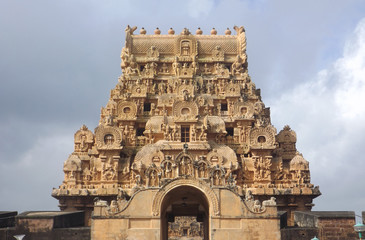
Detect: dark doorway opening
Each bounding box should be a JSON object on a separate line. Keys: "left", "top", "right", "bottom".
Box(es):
{"left": 160, "top": 186, "right": 209, "bottom": 240}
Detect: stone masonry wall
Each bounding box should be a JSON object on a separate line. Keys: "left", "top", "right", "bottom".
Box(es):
{"left": 317, "top": 218, "right": 356, "bottom": 240}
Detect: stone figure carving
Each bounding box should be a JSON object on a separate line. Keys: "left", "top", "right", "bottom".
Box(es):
{"left": 74, "top": 125, "right": 94, "bottom": 152}
{"left": 212, "top": 46, "right": 224, "bottom": 61}
{"left": 148, "top": 169, "right": 158, "bottom": 187}
{"left": 198, "top": 162, "right": 208, "bottom": 178}
{"left": 109, "top": 200, "right": 119, "bottom": 214}
{"left": 231, "top": 55, "right": 246, "bottom": 75}
{"left": 147, "top": 46, "right": 159, "bottom": 59}
{"left": 124, "top": 55, "right": 139, "bottom": 76}
{"left": 102, "top": 160, "right": 117, "bottom": 181}
{"left": 192, "top": 57, "right": 199, "bottom": 75}
{"left": 160, "top": 63, "right": 169, "bottom": 73}
{"left": 163, "top": 161, "right": 173, "bottom": 178}
{"left": 82, "top": 168, "right": 92, "bottom": 181}
{"left": 191, "top": 124, "right": 197, "bottom": 141}
{"left": 94, "top": 197, "right": 108, "bottom": 207}
{"left": 245, "top": 190, "right": 254, "bottom": 201}
{"left": 213, "top": 63, "right": 229, "bottom": 77}
{"left": 78, "top": 134, "right": 87, "bottom": 150}
{"left": 172, "top": 57, "right": 181, "bottom": 76}
{"left": 202, "top": 63, "right": 211, "bottom": 75}
{"left": 120, "top": 47, "right": 130, "bottom": 68}
{"left": 262, "top": 197, "right": 276, "bottom": 206}
{"left": 212, "top": 169, "right": 223, "bottom": 186}
{"left": 179, "top": 156, "right": 192, "bottom": 176}
{"left": 253, "top": 200, "right": 262, "bottom": 212}
{"left": 254, "top": 157, "right": 272, "bottom": 181}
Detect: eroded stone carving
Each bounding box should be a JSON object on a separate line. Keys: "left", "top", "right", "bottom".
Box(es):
{"left": 74, "top": 125, "right": 94, "bottom": 152}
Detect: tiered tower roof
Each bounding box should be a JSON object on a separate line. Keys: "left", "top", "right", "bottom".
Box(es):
{"left": 52, "top": 26, "right": 320, "bottom": 225}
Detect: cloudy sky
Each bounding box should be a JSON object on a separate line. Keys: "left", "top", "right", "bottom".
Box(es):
{"left": 1, "top": 0, "right": 364, "bottom": 217}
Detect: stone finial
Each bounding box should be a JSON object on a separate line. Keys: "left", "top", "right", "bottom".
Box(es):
{"left": 196, "top": 27, "right": 203, "bottom": 35}
{"left": 125, "top": 25, "right": 137, "bottom": 35}
{"left": 233, "top": 25, "right": 245, "bottom": 35}
{"left": 154, "top": 28, "right": 161, "bottom": 35}
{"left": 211, "top": 28, "right": 217, "bottom": 35}
{"left": 168, "top": 28, "right": 175, "bottom": 35}
{"left": 225, "top": 28, "right": 231, "bottom": 35}
{"left": 140, "top": 27, "right": 146, "bottom": 35}
{"left": 181, "top": 28, "right": 191, "bottom": 35}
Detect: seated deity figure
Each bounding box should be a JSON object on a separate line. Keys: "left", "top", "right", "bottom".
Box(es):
{"left": 231, "top": 55, "right": 246, "bottom": 75}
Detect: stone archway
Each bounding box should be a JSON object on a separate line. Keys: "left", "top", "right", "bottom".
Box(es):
{"left": 160, "top": 185, "right": 210, "bottom": 240}
{"left": 152, "top": 178, "right": 220, "bottom": 217}
{"left": 155, "top": 179, "right": 218, "bottom": 240}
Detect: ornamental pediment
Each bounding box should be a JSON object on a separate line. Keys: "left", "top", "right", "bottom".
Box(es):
{"left": 175, "top": 34, "right": 198, "bottom": 58}
{"left": 250, "top": 125, "right": 277, "bottom": 149}
{"left": 74, "top": 125, "right": 94, "bottom": 153}
{"left": 172, "top": 100, "right": 199, "bottom": 119}
{"left": 234, "top": 101, "right": 254, "bottom": 119}
{"left": 94, "top": 125, "right": 123, "bottom": 150}
{"left": 116, "top": 101, "right": 137, "bottom": 119}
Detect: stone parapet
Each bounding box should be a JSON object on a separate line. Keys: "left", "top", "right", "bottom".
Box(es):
{"left": 294, "top": 211, "right": 357, "bottom": 240}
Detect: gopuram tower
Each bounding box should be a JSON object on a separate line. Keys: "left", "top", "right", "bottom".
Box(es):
{"left": 52, "top": 26, "right": 321, "bottom": 240}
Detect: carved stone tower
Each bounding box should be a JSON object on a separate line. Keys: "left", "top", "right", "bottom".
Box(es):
{"left": 52, "top": 26, "right": 320, "bottom": 240}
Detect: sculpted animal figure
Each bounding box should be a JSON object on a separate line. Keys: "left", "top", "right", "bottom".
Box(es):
{"left": 263, "top": 197, "right": 276, "bottom": 206}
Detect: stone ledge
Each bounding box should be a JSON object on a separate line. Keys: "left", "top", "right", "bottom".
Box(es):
{"left": 296, "top": 211, "right": 355, "bottom": 219}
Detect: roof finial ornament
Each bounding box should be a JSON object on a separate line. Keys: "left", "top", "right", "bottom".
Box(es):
{"left": 233, "top": 25, "right": 245, "bottom": 35}
{"left": 196, "top": 27, "right": 203, "bottom": 35}
{"left": 181, "top": 28, "right": 191, "bottom": 35}
{"left": 125, "top": 25, "right": 137, "bottom": 35}
{"left": 225, "top": 28, "right": 231, "bottom": 35}
{"left": 140, "top": 27, "right": 146, "bottom": 35}
{"left": 168, "top": 28, "right": 175, "bottom": 35}
{"left": 211, "top": 28, "right": 217, "bottom": 35}
{"left": 154, "top": 27, "right": 161, "bottom": 35}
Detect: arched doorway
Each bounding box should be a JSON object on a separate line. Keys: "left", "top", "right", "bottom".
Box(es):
{"left": 160, "top": 185, "right": 209, "bottom": 240}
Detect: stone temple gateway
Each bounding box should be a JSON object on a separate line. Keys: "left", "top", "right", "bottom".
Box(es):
{"left": 52, "top": 26, "right": 321, "bottom": 240}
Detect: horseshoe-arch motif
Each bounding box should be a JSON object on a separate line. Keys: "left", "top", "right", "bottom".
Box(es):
{"left": 152, "top": 178, "right": 220, "bottom": 216}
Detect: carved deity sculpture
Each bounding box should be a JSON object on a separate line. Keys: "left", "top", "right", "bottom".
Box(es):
{"left": 231, "top": 55, "right": 246, "bottom": 75}
{"left": 212, "top": 45, "right": 224, "bottom": 61}
{"left": 254, "top": 157, "right": 272, "bottom": 181}
{"left": 198, "top": 162, "right": 208, "bottom": 178}
{"left": 179, "top": 156, "right": 192, "bottom": 176}
{"left": 212, "top": 168, "right": 225, "bottom": 186}
{"left": 172, "top": 57, "right": 181, "bottom": 76}
{"left": 147, "top": 46, "right": 159, "bottom": 59}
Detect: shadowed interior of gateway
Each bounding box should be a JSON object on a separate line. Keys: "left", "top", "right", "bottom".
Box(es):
{"left": 161, "top": 186, "right": 209, "bottom": 240}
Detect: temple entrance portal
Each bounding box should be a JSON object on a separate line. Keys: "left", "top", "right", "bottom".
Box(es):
{"left": 160, "top": 185, "right": 209, "bottom": 240}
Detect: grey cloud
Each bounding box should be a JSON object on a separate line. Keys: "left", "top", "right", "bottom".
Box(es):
{"left": 1, "top": 0, "right": 365, "bottom": 213}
